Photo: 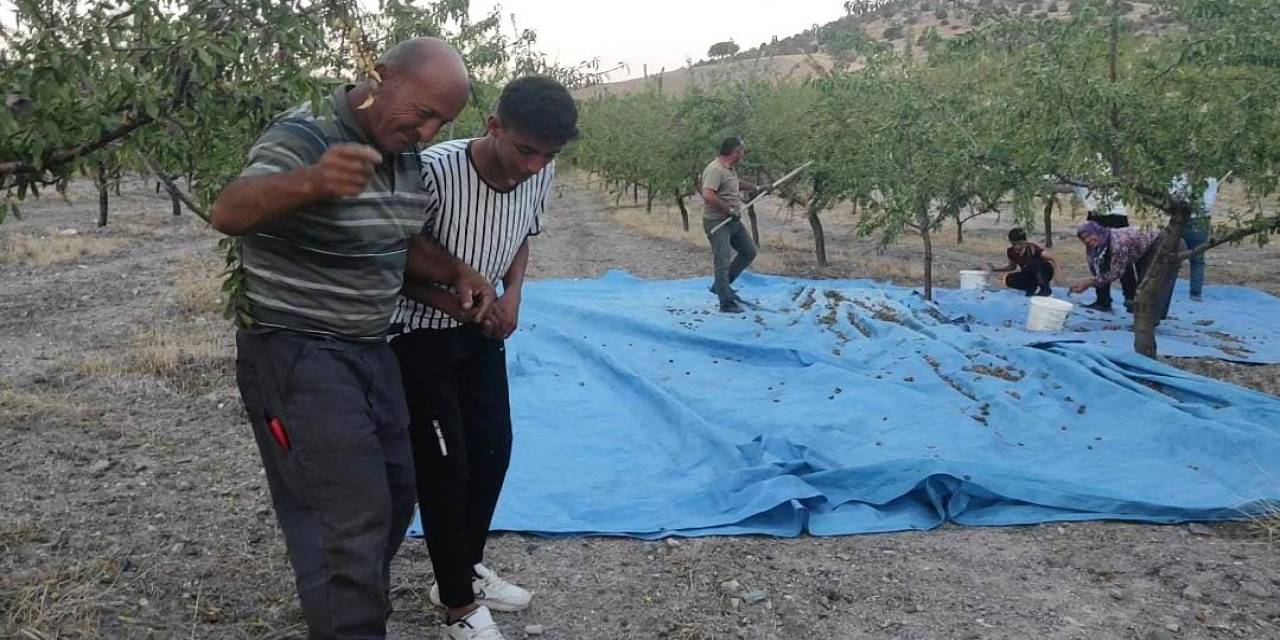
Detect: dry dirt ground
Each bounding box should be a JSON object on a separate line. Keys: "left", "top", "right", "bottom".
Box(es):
{"left": 2, "top": 175, "right": 1279, "bottom": 640}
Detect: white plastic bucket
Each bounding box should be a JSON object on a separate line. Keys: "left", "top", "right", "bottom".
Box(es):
{"left": 1027, "top": 297, "right": 1074, "bottom": 331}
{"left": 959, "top": 270, "right": 990, "bottom": 290}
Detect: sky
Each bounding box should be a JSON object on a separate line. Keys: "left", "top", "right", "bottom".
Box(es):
{"left": 468, "top": 0, "right": 844, "bottom": 81}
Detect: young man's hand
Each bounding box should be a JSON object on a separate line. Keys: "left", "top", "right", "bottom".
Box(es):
{"left": 1069, "top": 279, "right": 1093, "bottom": 294}
{"left": 481, "top": 291, "right": 521, "bottom": 340}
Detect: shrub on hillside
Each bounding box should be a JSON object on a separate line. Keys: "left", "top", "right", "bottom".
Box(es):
{"left": 883, "top": 25, "right": 905, "bottom": 39}
{"left": 1021, "top": 3, "right": 1035, "bottom": 14}
{"left": 935, "top": 7, "right": 948, "bottom": 19}
{"left": 1047, "top": 1, "right": 1059, "bottom": 11}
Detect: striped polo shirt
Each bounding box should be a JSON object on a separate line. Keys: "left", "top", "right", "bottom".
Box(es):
{"left": 234, "top": 86, "right": 432, "bottom": 340}
{"left": 391, "top": 138, "right": 554, "bottom": 332}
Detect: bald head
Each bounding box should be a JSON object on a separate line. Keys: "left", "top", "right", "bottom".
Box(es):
{"left": 379, "top": 38, "right": 465, "bottom": 77}
{"left": 358, "top": 37, "right": 471, "bottom": 152}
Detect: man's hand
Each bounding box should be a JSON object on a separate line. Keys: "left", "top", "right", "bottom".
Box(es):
{"left": 757, "top": 182, "right": 774, "bottom": 194}
{"left": 1069, "top": 279, "right": 1093, "bottom": 295}
{"left": 453, "top": 264, "right": 496, "bottom": 322}
{"left": 480, "top": 291, "right": 521, "bottom": 340}
{"left": 305, "top": 143, "right": 381, "bottom": 199}
{"left": 211, "top": 142, "right": 381, "bottom": 235}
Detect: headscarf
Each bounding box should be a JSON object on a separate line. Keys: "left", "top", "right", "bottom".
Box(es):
{"left": 1077, "top": 221, "right": 1112, "bottom": 276}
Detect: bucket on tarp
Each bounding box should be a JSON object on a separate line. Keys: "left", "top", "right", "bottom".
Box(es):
{"left": 1027, "top": 296, "right": 1074, "bottom": 331}
{"left": 959, "top": 270, "right": 990, "bottom": 290}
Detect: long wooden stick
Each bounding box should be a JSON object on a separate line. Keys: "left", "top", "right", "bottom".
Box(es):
{"left": 708, "top": 161, "right": 813, "bottom": 235}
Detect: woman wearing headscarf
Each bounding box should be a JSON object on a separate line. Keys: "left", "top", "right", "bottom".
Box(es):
{"left": 1069, "top": 221, "right": 1181, "bottom": 321}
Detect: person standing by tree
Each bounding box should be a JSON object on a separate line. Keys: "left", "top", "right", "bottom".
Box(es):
{"left": 389, "top": 76, "right": 579, "bottom": 640}
{"left": 1172, "top": 173, "right": 1222, "bottom": 303}
{"left": 210, "top": 38, "right": 495, "bottom": 640}
{"left": 701, "top": 137, "right": 771, "bottom": 313}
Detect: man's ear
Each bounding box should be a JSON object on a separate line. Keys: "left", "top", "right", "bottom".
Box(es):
{"left": 372, "top": 62, "right": 393, "bottom": 85}
{"left": 486, "top": 114, "right": 502, "bottom": 137}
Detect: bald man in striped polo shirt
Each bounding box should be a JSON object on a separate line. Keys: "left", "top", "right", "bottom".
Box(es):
{"left": 210, "top": 38, "right": 494, "bottom": 639}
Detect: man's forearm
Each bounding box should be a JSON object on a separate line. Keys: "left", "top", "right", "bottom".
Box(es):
{"left": 703, "top": 191, "right": 734, "bottom": 215}
{"left": 210, "top": 169, "right": 320, "bottom": 236}
{"left": 402, "top": 277, "right": 469, "bottom": 320}
{"left": 502, "top": 238, "right": 530, "bottom": 295}
{"left": 406, "top": 235, "right": 467, "bottom": 285}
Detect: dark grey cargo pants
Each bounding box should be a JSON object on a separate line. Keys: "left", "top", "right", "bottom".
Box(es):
{"left": 235, "top": 330, "right": 415, "bottom": 640}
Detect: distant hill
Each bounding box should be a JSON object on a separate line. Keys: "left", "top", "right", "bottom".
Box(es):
{"left": 572, "top": 54, "right": 835, "bottom": 100}
{"left": 577, "top": 0, "right": 1172, "bottom": 99}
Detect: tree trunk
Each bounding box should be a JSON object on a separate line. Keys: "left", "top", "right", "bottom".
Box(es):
{"left": 807, "top": 176, "right": 828, "bottom": 266}
{"left": 675, "top": 196, "right": 690, "bottom": 232}
{"left": 1042, "top": 196, "right": 1055, "bottom": 247}
{"left": 1133, "top": 203, "right": 1190, "bottom": 358}
{"left": 633, "top": 183, "right": 639, "bottom": 204}
{"left": 920, "top": 209, "right": 934, "bottom": 301}
{"left": 953, "top": 210, "right": 964, "bottom": 244}
{"left": 645, "top": 184, "right": 654, "bottom": 214}
{"left": 96, "top": 162, "right": 109, "bottom": 227}
{"left": 171, "top": 186, "right": 182, "bottom": 216}
{"left": 748, "top": 205, "right": 760, "bottom": 245}
{"left": 807, "top": 203, "right": 827, "bottom": 267}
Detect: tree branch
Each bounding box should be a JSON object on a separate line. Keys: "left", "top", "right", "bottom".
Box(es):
{"left": 1176, "top": 215, "right": 1280, "bottom": 261}
{"left": 0, "top": 114, "right": 154, "bottom": 177}
{"left": 136, "top": 153, "right": 210, "bottom": 223}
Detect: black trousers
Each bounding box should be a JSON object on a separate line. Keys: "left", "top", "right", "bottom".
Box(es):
{"left": 390, "top": 325, "right": 512, "bottom": 608}
{"left": 235, "top": 330, "right": 416, "bottom": 640}
{"left": 1095, "top": 251, "right": 1139, "bottom": 306}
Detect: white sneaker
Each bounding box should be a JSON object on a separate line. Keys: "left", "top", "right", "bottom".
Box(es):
{"left": 429, "top": 563, "right": 532, "bottom": 613}
{"left": 443, "top": 605, "right": 505, "bottom": 640}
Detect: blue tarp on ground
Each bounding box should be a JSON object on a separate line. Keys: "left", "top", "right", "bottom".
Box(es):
{"left": 933, "top": 279, "right": 1280, "bottom": 364}
{"left": 410, "top": 272, "right": 1280, "bottom": 539}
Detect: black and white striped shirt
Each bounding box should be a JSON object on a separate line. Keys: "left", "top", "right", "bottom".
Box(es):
{"left": 391, "top": 138, "right": 553, "bottom": 332}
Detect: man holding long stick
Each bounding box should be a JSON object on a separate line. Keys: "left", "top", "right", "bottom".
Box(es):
{"left": 701, "top": 137, "right": 771, "bottom": 313}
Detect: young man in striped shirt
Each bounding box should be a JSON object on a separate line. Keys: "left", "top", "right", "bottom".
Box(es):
{"left": 211, "top": 39, "right": 496, "bottom": 640}
{"left": 389, "top": 76, "right": 579, "bottom": 640}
